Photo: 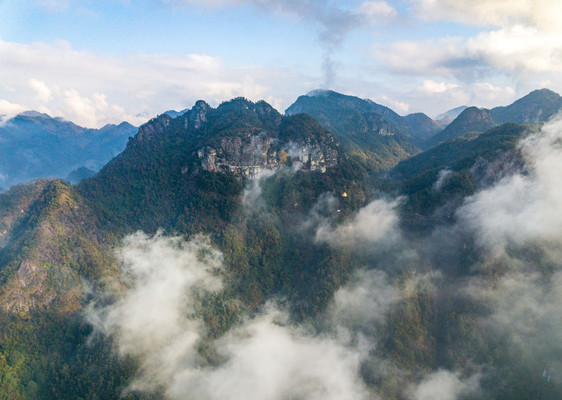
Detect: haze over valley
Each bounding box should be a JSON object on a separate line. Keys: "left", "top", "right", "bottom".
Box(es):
{"left": 1, "top": 1, "right": 561, "bottom": 399}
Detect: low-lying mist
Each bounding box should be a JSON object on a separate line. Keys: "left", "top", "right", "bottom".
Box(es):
{"left": 87, "top": 117, "right": 562, "bottom": 399}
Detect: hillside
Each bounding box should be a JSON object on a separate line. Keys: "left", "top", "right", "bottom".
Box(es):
{"left": 0, "top": 95, "right": 560, "bottom": 400}
{"left": 391, "top": 123, "right": 533, "bottom": 218}
{"left": 426, "top": 107, "right": 497, "bottom": 147}
{"left": 427, "top": 89, "right": 562, "bottom": 147}
{"left": 285, "top": 90, "right": 441, "bottom": 170}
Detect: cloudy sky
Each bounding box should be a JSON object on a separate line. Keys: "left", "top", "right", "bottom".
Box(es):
{"left": 1, "top": 0, "right": 561, "bottom": 127}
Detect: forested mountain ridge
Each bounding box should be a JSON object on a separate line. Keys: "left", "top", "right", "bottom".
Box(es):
{"left": 0, "top": 92, "right": 560, "bottom": 400}
{"left": 427, "top": 88, "right": 562, "bottom": 147}
{"left": 78, "top": 97, "right": 356, "bottom": 235}
{"left": 285, "top": 90, "right": 442, "bottom": 170}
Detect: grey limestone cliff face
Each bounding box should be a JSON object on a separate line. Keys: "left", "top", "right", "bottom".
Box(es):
{"left": 136, "top": 114, "right": 172, "bottom": 143}
{"left": 197, "top": 131, "right": 338, "bottom": 178}
{"left": 185, "top": 100, "right": 210, "bottom": 130}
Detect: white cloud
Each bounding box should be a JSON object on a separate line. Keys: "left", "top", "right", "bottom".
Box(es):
{"left": 86, "top": 232, "right": 224, "bottom": 393}
{"left": 412, "top": 0, "right": 562, "bottom": 34}
{"left": 62, "top": 89, "right": 130, "bottom": 128}
{"left": 329, "top": 269, "right": 400, "bottom": 339}
{"left": 371, "top": 37, "right": 470, "bottom": 77}
{"left": 87, "top": 231, "right": 372, "bottom": 400}
{"left": 467, "top": 26, "right": 562, "bottom": 73}
{"left": 316, "top": 198, "right": 402, "bottom": 248}
{"left": 170, "top": 305, "right": 371, "bottom": 400}
{"left": 0, "top": 99, "right": 26, "bottom": 122}
{"left": 28, "top": 79, "right": 53, "bottom": 103}
{"left": 409, "top": 370, "right": 480, "bottom": 400}
{"left": 458, "top": 116, "right": 562, "bottom": 257}
{"left": 354, "top": 1, "right": 398, "bottom": 20}
{"left": 0, "top": 39, "right": 302, "bottom": 127}
{"left": 417, "top": 80, "right": 459, "bottom": 94}
{"left": 370, "top": 3, "right": 562, "bottom": 101}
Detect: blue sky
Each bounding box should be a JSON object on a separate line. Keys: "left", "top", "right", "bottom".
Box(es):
{"left": 1, "top": 0, "right": 561, "bottom": 127}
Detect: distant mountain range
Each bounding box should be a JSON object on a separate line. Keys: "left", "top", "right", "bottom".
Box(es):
{"left": 435, "top": 105, "right": 468, "bottom": 124}
{"left": 0, "top": 112, "right": 137, "bottom": 190}
{"left": 427, "top": 88, "right": 562, "bottom": 147}
{"left": 2, "top": 89, "right": 560, "bottom": 192}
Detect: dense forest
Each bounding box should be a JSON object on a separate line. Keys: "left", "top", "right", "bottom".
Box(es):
{"left": 0, "top": 92, "right": 561, "bottom": 399}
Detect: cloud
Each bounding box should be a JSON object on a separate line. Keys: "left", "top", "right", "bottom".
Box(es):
{"left": 170, "top": 305, "right": 371, "bottom": 400}
{"left": 369, "top": 2, "right": 562, "bottom": 99}
{"left": 467, "top": 26, "right": 562, "bottom": 74}
{"left": 371, "top": 37, "right": 473, "bottom": 77}
{"left": 453, "top": 117, "right": 562, "bottom": 383}
{"left": 315, "top": 198, "right": 402, "bottom": 248}
{"left": 417, "top": 80, "right": 459, "bottom": 95}
{"left": 432, "top": 169, "right": 453, "bottom": 191}
{"left": 457, "top": 116, "right": 562, "bottom": 257}
{"left": 0, "top": 39, "right": 303, "bottom": 127}
{"left": 63, "top": 89, "right": 131, "bottom": 128}
{"left": 329, "top": 269, "right": 400, "bottom": 339}
{"left": 354, "top": 1, "right": 398, "bottom": 19}
{"left": 409, "top": 369, "right": 481, "bottom": 400}
{"left": 412, "top": 0, "right": 562, "bottom": 33}
{"left": 86, "top": 232, "right": 224, "bottom": 392}
{"left": 0, "top": 99, "right": 26, "bottom": 123}
{"left": 159, "top": 0, "right": 397, "bottom": 87}
{"left": 87, "top": 231, "right": 372, "bottom": 400}
{"left": 28, "top": 79, "right": 53, "bottom": 103}
{"left": 241, "top": 168, "right": 278, "bottom": 207}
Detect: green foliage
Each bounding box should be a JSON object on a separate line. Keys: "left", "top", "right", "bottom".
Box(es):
{"left": 392, "top": 123, "right": 532, "bottom": 218}
{"left": 285, "top": 91, "right": 422, "bottom": 171}
{"left": 1, "top": 97, "right": 559, "bottom": 399}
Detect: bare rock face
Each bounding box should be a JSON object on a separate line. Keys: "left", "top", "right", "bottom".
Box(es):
{"left": 192, "top": 106, "right": 340, "bottom": 178}
{"left": 17, "top": 260, "right": 41, "bottom": 288}
{"left": 186, "top": 100, "right": 210, "bottom": 129}
{"left": 198, "top": 131, "right": 339, "bottom": 177}
{"left": 136, "top": 114, "right": 172, "bottom": 143}
{"left": 197, "top": 133, "right": 279, "bottom": 178}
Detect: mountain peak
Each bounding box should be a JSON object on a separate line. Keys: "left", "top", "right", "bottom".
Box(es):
{"left": 305, "top": 89, "right": 333, "bottom": 97}
{"left": 17, "top": 110, "right": 52, "bottom": 119}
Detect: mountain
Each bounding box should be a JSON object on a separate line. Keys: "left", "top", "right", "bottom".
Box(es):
{"left": 78, "top": 97, "right": 362, "bottom": 235}
{"left": 391, "top": 123, "right": 532, "bottom": 218}
{"left": 164, "top": 108, "right": 189, "bottom": 118}
{"left": 65, "top": 166, "right": 96, "bottom": 183}
{"left": 403, "top": 112, "right": 447, "bottom": 138}
{"left": 285, "top": 90, "right": 442, "bottom": 170}
{"left": 0, "top": 113, "right": 137, "bottom": 189}
{"left": 0, "top": 94, "right": 561, "bottom": 400}
{"left": 0, "top": 98, "right": 368, "bottom": 398}
{"left": 0, "top": 179, "right": 117, "bottom": 314}
{"left": 492, "top": 88, "right": 562, "bottom": 124}
{"left": 435, "top": 105, "right": 468, "bottom": 124}
{"left": 426, "top": 106, "right": 497, "bottom": 146}
{"left": 427, "top": 89, "right": 562, "bottom": 147}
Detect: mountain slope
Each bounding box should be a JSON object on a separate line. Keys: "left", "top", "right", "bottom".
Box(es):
{"left": 286, "top": 90, "right": 440, "bottom": 170}
{"left": 0, "top": 95, "right": 560, "bottom": 400}
{"left": 427, "top": 89, "right": 562, "bottom": 147}
{"left": 0, "top": 179, "right": 118, "bottom": 314}
{"left": 435, "top": 105, "right": 468, "bottom": 124}
{"left": 79, "top": 97, "right": 357, "bottom": 235}
{"left": 492, "top": 88, "right": 562, "bottom": 124}
{"left": 427, "top": 106, "right": 496, "bottom": 147}
{"left": 0, "top": 113, "right": 136, "bottom": 189}
{"left": 391, "top": 123, "right": 532, "bottom": 218}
